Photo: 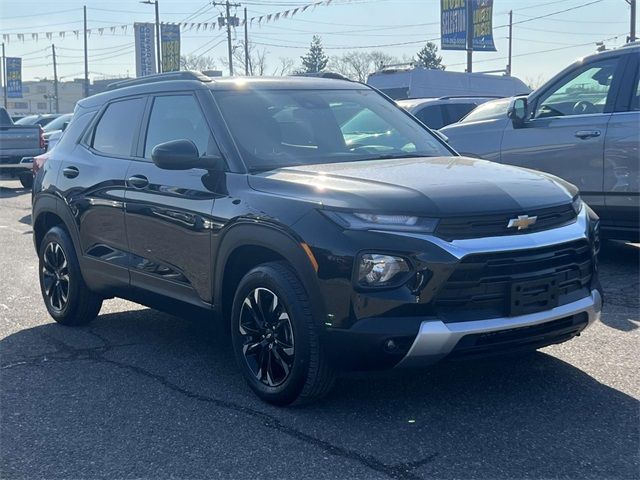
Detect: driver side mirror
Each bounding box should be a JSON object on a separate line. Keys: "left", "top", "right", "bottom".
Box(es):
{"left": 61, "top": 121, "right": 69, "bottom": 132}
{"left": 507, "top": 97, "right": 528, "bottom": 128}
{"left": 151, "top": 139, "right": 225, "bottom": 171}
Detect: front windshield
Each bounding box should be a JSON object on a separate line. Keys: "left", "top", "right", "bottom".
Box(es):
{"left": 460, "top": 98, "right": 511, "bottom": 123}
{"left": 43, "top": 114, "right": 72, "bottom": 132}
{"left": 214, "top": 88, "right": 452, "bottom": 171}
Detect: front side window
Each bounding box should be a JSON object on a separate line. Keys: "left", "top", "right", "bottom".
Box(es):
{"left": 535, "top": 58, "right": 619, "bottom": 118}
{"left": 214, "top": 88, "right": 452, "bottom": 171}
{"left": 92, "top": 97, "right": 145, "bottom": 156}
{"left": 144, "top": 95, "right": 217, "bottom": 158}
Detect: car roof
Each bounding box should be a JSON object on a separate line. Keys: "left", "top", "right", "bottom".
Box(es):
{"left": 78, "top": 75, "right": 365, "bottom": 109}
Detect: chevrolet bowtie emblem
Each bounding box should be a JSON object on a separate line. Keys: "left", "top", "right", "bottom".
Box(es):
{"left": 507, "top": 215, "right": 538, "bottom": 230}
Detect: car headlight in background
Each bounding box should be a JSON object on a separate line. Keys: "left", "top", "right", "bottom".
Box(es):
{"left": 572, "top": 196, "right": 583, "bottom": 215}
{"left": 357, "top": 254, "right": 411, "bottom": 288}
{"left": 324, "top": 211, "right": 439, "bottom": 233}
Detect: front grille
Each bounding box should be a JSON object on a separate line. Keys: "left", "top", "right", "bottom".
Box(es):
{"left": 435, "top": 203, "right": 577, "bottom": 240}
{"left": 447, "top": 313, "right": 589, "bottom": 360}
{"left": 434, "top": 240, "right": 593, "bottom": 321}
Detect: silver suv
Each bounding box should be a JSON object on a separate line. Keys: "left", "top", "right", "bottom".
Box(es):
{"left": 441, "top": 43, "right": 640, "bottom": 240}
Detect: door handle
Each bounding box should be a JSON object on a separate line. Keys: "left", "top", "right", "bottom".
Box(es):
{"left": 127, "top": 175, "right": 149, "bottom": 189}
{"left": 62, "top": 166, "right": 79, "bottom": 179}
{"left": 574, "top": 130, "right": 601, "bottom": 139}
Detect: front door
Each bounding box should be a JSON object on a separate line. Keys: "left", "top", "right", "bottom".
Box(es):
{"left": 500, "top": 55, "right": 626, "bottom": 214}
{"left": 124, "top": 93, "right": 223, "bottom": 306}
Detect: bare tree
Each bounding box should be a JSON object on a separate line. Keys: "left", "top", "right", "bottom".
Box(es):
{"left": 272, "top": 57, "right": 295, "bottom": 76}
{"left": 180, "top": 54, "right": 217, "bottom": 71}
{"left": 222, "top": 41, "right": 269, "bottom": 76}
{"left": 369, "top": 51, "right": 399, "bottom": 71}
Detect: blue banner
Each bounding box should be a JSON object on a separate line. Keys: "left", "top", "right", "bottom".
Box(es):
{"left": 6, "top": 57, "right": 22, "bottom": 98}
{"left": 441, "top": 0, "right": 496, "bottom": 52}
{"left": 161, "top": 24, "right": 181, "bottom": 73}
{"left": 134, "top": 22, "right": 157, "bottom": 77}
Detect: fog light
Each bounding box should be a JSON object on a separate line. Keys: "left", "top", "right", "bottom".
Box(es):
{"left": 357, "top": 254, "right": 410, "bottom": 287}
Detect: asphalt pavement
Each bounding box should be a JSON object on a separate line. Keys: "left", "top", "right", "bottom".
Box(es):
{"left": 1, "top": 178, "right": 638, "bottom": 479}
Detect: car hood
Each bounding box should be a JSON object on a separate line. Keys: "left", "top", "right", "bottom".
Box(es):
{"left": 248, "top": 156, "right": 578, "bottom": 216}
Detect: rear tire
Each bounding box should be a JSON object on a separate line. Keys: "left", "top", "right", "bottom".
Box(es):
{"left": 38, "top": 226, "right": 103, "bottom": 326}
{"left": 19, "top": 172, "right": 33, "bottom": 189}
{"left": 231, "top": 261, "right": 334, "bottom": 406}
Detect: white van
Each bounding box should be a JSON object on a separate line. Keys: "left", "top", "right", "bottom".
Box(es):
{"left": 367, "top": 67, "right": 531, "bottom": 100}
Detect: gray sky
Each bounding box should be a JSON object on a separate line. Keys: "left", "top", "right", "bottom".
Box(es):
{"left": 0, "top": 0, "right": 635, "bottom": 85}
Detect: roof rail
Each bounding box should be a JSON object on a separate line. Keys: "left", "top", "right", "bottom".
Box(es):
{"left": 106, "top": 71, "right": 212, "bottom": 91}
{"left": 291, "top": 71, "right": 351, "bottom": 81}
{"left": 437, "top": 95, "right": 504, "bottom": 100}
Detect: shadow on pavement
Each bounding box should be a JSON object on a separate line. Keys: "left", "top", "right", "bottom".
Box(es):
{"left": 0, "top": 185, "right": 30, "bottom": 199}
{"left": 1, "top": 306, "right": 638, "bottom": 479}
{"left": 598, "top": 240, "right": 639, "bottom": 332}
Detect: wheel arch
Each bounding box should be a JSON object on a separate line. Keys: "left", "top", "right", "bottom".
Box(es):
{"left": 32, "top": 195, "right": 81, "bottom": 255}
{"left": 214, "top": 222, "right": 325, "bottom": 326}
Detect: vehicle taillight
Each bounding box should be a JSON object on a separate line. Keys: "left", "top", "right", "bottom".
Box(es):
{"left": 32, "top": 152, "right": 50, "bottom": 176}
{"left": 39, "top": 126, "right": 45, "bottom": 149}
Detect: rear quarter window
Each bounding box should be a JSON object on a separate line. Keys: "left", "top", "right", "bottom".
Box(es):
{"left": 91, "top": 97, "right": 146, "bottom": 156}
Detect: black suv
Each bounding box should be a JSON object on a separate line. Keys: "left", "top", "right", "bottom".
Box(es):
{"left": 33, "top": 72, "right": 602, "bottom": 405}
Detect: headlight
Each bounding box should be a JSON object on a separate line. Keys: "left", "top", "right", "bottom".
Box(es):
{"left": 572, "top": 196, "right": 583, "bottom": 215}
{"left": 357, "top": 254, "right": 411, "bottom": 288}
{"left": 324, "top": 211, "right": 439, "bottom": 233}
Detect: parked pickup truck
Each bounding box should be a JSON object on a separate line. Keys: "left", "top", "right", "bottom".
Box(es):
{"left": 0, "top": 107, "right": 46, "bottom": 188}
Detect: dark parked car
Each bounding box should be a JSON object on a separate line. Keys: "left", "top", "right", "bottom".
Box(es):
{"left": 397, "top": 96, "right": 501, "bottom": 129}
{"left": 441, "top": 43, "right": 640, "bottom": 241}
{"left": 32, "top": 72, "right": 602, "bottom": 405}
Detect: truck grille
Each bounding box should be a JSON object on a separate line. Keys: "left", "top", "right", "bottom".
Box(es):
{"left": 434, "top": 240, "right": 593, "bottom": 321}
{"left": 435, "top": 203, "right": 577, "bottom": 240}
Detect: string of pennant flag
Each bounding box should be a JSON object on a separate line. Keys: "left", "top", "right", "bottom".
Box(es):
{"left": 0, "top": 0, "right": 334, "bottom": 43}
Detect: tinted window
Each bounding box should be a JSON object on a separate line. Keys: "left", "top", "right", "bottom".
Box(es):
{"left": 92, "top": 98, "right": 145, "bottom": 156}
{"left": 443, "top": 103, "right": 477, "bottom": 124}
{"left": 631, "top": 64, "right": 640, "bottom": 111}
{"left": 214, "top": 89, "right": 451, "bottom": 171}
{"left": 414, "top": 105, "right": 445, "bottom": 129}
{"left": 535, "top": 58, "right": 619, "bottom": 118}
{"left": 144, "top": 95, "right": 217, "bottom": 158}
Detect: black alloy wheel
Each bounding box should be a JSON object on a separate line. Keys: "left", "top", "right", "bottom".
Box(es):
{"left": 41, "top": 241, "right": 70, "bottom": 312}
{"left": 238, "top": 287, "right": 295, "bottom": 387}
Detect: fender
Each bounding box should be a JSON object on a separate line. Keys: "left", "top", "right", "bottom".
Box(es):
{"left": 32, "top": 193, "right": 82, "bottom": 255}
{"left": 213, "top": 220, "right": 327, "bottom": 326}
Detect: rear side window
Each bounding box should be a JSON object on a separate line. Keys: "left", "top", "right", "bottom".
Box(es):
{"left": 414, "top": 105, "right": 445, "bottom": 129}
{"left": 443, "top": 103, "right": 477, "bottom": 125}
{"left": 92, "top": 97, "right": 145, "bottom": 156}
{"left": 144, "top": 95, "right": 217, "bottom": 158}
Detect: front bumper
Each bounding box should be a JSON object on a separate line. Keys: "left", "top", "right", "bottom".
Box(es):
{"left": 396, "top": 288, "right": 601, "bottom": 367}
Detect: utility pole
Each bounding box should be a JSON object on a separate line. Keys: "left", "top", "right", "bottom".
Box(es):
{"left": 83, "top": 5, "right": 89, "bottom": 97}
{"left": 466, "top": 0, "right": 473, "bottom": 73}
{"left": 140, "top": 1, "right": 162, "bottom": 73}
{"left": 52, "top": 44, "right": 59, "bottom": 114}
{"left": 1, "top": 43, "right": 6, "bottom": 109}
{"left": 627, "top": 0, "right": 637, "bottom": 42}
{"left": 506, "top": 10, "right": 513, "bottom": 76}
{"left": 213, "top": 1, "right": 241, "bottom": 76}
{"left": 244, "top": 7, "right": 249, "bottom": 75}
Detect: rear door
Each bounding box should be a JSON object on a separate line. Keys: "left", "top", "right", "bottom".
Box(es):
{"left": 55, "top": 96, "right": 146, "bottom": 291}
{"left": 603, "top": 52, "right": 640, "bottom": 235}
{"left": 124, "top": 91, "right": 221, "bottom": 306}
{"left": 500, "top": 55, "right": 627, "bottom": 214}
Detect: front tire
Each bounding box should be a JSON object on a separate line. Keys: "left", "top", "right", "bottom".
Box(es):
{"left": 38, "top": 226, "right": 103, "bottom": 326}
{"left": 19, "top": 172, "right": 33, "bottom": 189}
{"left": 231, "top": 261, "right": 334, "bottom": 406}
